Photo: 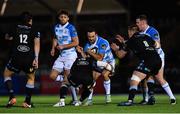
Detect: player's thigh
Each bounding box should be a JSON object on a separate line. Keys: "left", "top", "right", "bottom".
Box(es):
{"left": 50, "top": 69, "right": 60, "bottom": 80}
{"left": 64, "top": 58, "right": 76, "bottom": 70}
{"left": 3, "top": 67, "right": 14, "bottom": 77}
{"left": 27, "top": 72, "right": 35, "bottom": 84}
{"left": 52, "top": 57, "right": 64, "bottom": 72}
{"left": 130, "top": 70, "right": 146, "bottom": 86}
{"left": 92, "top": 70, "right": 101, "bottom": 80}
{"left": 102, "top": 69, "right": 111, "bottom": 80}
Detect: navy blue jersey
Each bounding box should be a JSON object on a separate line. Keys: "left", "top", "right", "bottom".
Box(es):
{"left": 11, "top": 24, "right": 40, "bottom": 57}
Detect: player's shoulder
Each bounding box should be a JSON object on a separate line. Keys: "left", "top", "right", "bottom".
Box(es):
{"left": 66, "top": 23, "right": 76, "bottom": 29}
{"left": 148, "top": 26, "right": 159, "bottom": 34}
{"left": 98, "top": 36, "right": 109, "bottom": 44}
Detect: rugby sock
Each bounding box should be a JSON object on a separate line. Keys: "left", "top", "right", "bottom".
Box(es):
{"left": 70, "top": 86, "right": 78, "bottom": 101}
{"left": 55, "top": 75, "right": 64, "bottom": 82}
{"left": 147, "top": 81, "right": 155, "bottom": 97}
{"left": 104, "top": 80, "right": 111, "bottom": 95}
{"left": 142, "top": 87, "right": 149, "bottom": 102}
{"left": 128, "top": 85, "right": 138, "bottom": 102}
{"left": 60, "top": 85, "right": 68, "bottom": 99}
{"left": 4, "top": 77, "right": 15, "bottom": 100}
{"left": 162, "top": 82, "right": 176, "bottom": 99}
{"left": 88, "top": 89, "right": 93, "bottom": 100}
{"left": 25, "top": 84, "right": 34, "bottom": 104}
{"left": 80, "top": 88, "right": 91, "bottom": 102}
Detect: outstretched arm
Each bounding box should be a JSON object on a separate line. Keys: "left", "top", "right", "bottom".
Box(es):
{"left": 111, "top": 43, "right": 127, "bottom": 59}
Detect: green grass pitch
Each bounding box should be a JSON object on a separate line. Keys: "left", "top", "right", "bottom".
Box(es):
{"left": 0, "top": 94, "right": 179, "bottom": 113}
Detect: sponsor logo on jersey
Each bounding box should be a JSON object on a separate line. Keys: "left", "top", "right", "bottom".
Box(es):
{"left": 17, "top": 45, "right": 30, "bottom": 52}
{"left": 101, "top": 44, "right": 107, "bottom": 49}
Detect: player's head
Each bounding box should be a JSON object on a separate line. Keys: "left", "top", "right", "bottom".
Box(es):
{"left": 86, "top": 26, "right": 97, "bottom": 44}
{"left": 135, "top": 14, "right": 148, "bottom": 31}
{"left": 57, "top": 10, "right": 69, "bottom": 25}
{"left": 20, "top": 11, "right": 33, "bottom": 26}
{"left": 128, "top": 24, "right": 139, "bottom": 38}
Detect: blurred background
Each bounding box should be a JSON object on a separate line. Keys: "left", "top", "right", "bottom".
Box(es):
{"left": 0, "top": 0, "right": 180, "bottom": 95}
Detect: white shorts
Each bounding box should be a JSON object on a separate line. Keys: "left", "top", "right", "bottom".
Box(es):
{"left": 52, "top": 56, "right": 77, "bottom": 72}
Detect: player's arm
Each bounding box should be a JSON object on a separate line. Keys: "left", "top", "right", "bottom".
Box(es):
{"left": 57, "top": 36, "right": 79, "bottom": 50}
{"left": 57, "top": 26, "right": 79, "bottom": 50}
{"left": 33, "top": 33, "right": 40, "bottom": 69}
{"left": 76, "top": 46, "right": 87, "bottom": 58}
{"left": 111, "top": 43, "right": 127, "bottom": 59}
{"left": 151, "top": 30, "right": 161, "bottom": 48}
{"left": 51, "top": 38, "right": 58, "bottom": 56}
{"left": 87, "top": 49, "right": 104, "bottom": 61}
{"left": 154, "top": 40, "right": 161, "bottom": 48}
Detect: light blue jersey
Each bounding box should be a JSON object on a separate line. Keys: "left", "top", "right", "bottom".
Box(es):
{"left": 141, "top": 26, "right": 160, "bottom": 41}
{"left": 141, "top": 26, "right": 165, "bottom": 67}
{"left": 84, "top": 36, "right": 115, "bottom": 64}
{"left": 54, "top": 22, "right": 78, "bottom": 58}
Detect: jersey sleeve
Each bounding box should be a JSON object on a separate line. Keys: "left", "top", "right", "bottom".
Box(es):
{"left": 70, "top": 26, "right": 78, "bottom": 38}
{"left": 31, "top": 27, "right": 40, "bottom": 39}
{"left": 98, "top": 41, "right": 107, "bottom": 54}
{"left": 32, "top": 31, "right": 40, "bottom": 39}
{"left": 149, "top": 29, "right": 160, "bottom": 41}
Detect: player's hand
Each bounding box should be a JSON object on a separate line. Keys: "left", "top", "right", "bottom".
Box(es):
{"left": 76, "top": 46, "right": 83, "bottom": 53}
{"left": 56, "top": 45, "right": 64, "bottom": 50}
{"left": 87, "top": 49, "right": 92, "bottom": 54}
{"left": 116, "top": 34, "right": 125, "bottom": 43}
{"left": 111, "top": 43, "right": 119, "bottom": 51}
{"left": 33, "top": 58, "right": 38, "bottom": 69}
{"left": 50, "top": 48, "right": 55, "bottom": 56}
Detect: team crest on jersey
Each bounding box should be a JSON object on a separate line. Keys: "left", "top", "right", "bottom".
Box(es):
{"left": 154, "top": 34, "right": 159, "bottom": 38}
{"left": 63, "top": 29, "right": 68, "bottom": 34}
{"left": 101, "top": 44, "right": 106, "bottom": 49}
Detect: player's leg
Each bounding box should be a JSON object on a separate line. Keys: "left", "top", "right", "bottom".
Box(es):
{"left": 69, "top": 86, "right": 79, "bottom": 105}
{"left": 98, "top": 60, "right": 115, "bottom": 104}
{"left": 155, "top": 67, "right": 176, "bottom": 105}
{"left": 84, "top": 71, "right": 100, "bottom": 106}
{"left": 118, "top": 70, "right": 146, "bottom": 106}
{"left": 23, "top": 71, "right": 35, "bottom": 108}
{"left": 139, "top": 79, "right": 149, "bottom": 104}
{"left": 64, "top": 58, "right": 79, "bottom": 106}
{"left": 50, "top": 58, "right": 64, "bottom": 106}
{"left": 55, "top": 74, "right": 64, "bottom": 82}
{"left": 4, "top": 67, "right": 16, "bottom": 107}
{"left": 79, "top": 86, "right": 92, "bottom": 104}
{"left": 102, "top": 69, "right": 111, "bottom": 103}
{"left": 146, "top": 76, "right": 156, "bottom": 105}
{"left": 50, "top": 57, "right": 64, "bottom": 81}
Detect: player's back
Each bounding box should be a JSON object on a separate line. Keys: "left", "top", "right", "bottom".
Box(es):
{"left": 12, "top": 24, "right": 34, "bottom": 56}
{"left": 69, "top": 56, "right": 94, "bottom": 86}
{"left": 127, "top": 33, "right": 159, "bottom": 60}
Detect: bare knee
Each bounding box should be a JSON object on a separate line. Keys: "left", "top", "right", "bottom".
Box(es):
{"left": 50, "top": 69, "right": 59, "bottom": 80}
{"left": 4, "top": 68, "right": 14, "bottom": 78}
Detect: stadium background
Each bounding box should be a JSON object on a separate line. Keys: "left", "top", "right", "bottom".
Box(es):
{"left": 0, "top": 0, "right": 180, "bottom": 95}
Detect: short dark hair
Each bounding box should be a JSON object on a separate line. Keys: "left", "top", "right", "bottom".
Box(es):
{"left": 20, "top": 11, "right": 32, "bottom": 24}
{"left": 128, "top": 24, "right": 139, "bottom": 32}
{"left": 57, "top": 10, "right": 69, "bottom": 17}
{"left": 136, "top": 14, "right": 148, "bottom": 21}
{"left": 86, "top": 26, "right": 96, "bottom": 33}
